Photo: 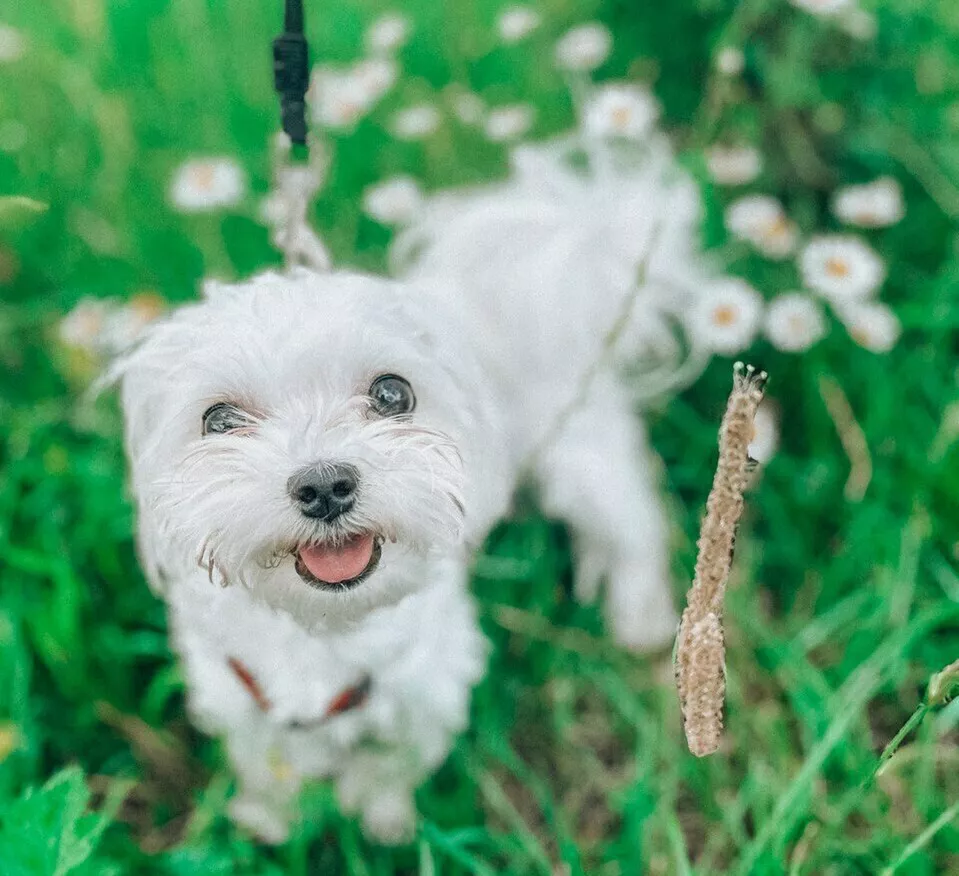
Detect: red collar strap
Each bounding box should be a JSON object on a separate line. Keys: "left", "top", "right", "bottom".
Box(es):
{"left": 228, "top": 657, "right": 372, "bottom": 726}
{"left": 228, "top": 657, "right": 271, "bottom": 712}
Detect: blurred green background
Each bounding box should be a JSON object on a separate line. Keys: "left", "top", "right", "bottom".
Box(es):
{"left": 2, "top": 0, "right": 959, "bottom": 873}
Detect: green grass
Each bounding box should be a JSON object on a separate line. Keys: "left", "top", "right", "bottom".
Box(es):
{"left": 2, "top": 0, "right": 959, "bottom": 873}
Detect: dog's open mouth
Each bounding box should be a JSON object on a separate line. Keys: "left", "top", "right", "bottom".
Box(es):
{"left": 294, "top": 533, "right": 382, "bottom": 590}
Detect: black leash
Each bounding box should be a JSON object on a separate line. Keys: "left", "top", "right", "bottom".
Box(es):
{"left": 273, "top": 0, "right": 310, "bottom": 148}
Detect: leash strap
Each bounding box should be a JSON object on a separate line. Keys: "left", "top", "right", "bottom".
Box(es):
{"left": 273, "top": 0, "right": 310, "bottom": 148}
{"left": 270, "top": 0, "right": 332, "bottom": 270}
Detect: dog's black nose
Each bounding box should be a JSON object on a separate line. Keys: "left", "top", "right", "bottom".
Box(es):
{"left": 288, "top": 463, "right": 359, "bottom": 521}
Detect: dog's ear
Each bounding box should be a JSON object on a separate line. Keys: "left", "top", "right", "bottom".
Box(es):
{"left": 108, "top": 354, "right": 162, "bottom": 479}
{"left": 103, "top": 311, "right": 194, "bottom": 471}
{"left": 97, "top": 332, "right": 173, "bottom": 595}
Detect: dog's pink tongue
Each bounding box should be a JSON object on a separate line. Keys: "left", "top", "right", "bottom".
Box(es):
{"left": 299, "top": 534, "right": 375, "bottom": 583}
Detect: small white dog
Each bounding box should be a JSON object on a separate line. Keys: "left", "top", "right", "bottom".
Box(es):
{"left": 115, "top": 260, "right": 677, "bottom": 842}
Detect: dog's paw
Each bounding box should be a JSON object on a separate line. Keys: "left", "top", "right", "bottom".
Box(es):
{"left": 361, "top": 791, "right": 416, "bottom": 845}
{"left": 228, "top": 795, "right": 291, "bottom": 845}
{"left": 335, "top": 766, "right": 367, "bottom": 815}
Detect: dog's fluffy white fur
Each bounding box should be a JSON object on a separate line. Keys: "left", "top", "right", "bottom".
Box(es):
{"left": 116, "top": 262, "right": 676, "bottom": 843}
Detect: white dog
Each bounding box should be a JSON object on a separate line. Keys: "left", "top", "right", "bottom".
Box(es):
{"left": 114, "top": 256, "right": 677, "bottom": 842}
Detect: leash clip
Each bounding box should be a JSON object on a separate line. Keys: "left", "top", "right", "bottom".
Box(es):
{"left": 273, "top": 0, "right": 310, "bottom": 148}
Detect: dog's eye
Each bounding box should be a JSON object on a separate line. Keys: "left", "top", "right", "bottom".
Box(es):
{"left": 369, "top": 374, "right": 415, "bottom": 417}
{"left": 202, "top": 403, "right": 249, "bottom": 436}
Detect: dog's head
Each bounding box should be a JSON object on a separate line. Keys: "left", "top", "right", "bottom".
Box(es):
{"left": 115, "top": 269, "right": 494, "bottom": 623}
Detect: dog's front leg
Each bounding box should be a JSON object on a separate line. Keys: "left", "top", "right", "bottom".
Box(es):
{"left": 224, "top": 719, "right": 302, "bottom": 844}
{"left": 334, "top": 748, "right": 418, "bottom": 844}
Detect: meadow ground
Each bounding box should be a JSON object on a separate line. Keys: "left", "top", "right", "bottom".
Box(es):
{"left": 1, "top": 1, "right": 959, "bottom": 873}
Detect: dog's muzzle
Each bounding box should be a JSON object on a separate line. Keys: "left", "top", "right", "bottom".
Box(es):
{"left": 286, "top": 461, "right": 382, "bottom": 590}
{"left": 288, "top": 462, "right": 359, "bottom": 521}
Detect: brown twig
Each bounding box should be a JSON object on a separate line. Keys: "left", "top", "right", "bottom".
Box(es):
{"left": 675, "top": 362, "right": 767, "bottom": 757}
{"left": 95, "top": 701, "right": 202, "bottom": 797}
{"left": 818, "top": 375, "right": 872, "bottom": 502}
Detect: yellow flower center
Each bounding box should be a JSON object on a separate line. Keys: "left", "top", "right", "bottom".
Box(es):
{"left": 713, "top": 304, "right": 738, "bottom": 326}
{"left": 761, "top": 217, "right": 789, "bottom": 239}
{"left": 825, "top": 256, "right": 850, "bottom": 278}
{"left": 129, "top": 291, "right": 166, "bottom": 322}
{"left": 611, "top": 106, "right": 632, "bottom": 128}
{"left": 191, "top": 164, "right": 216, "bottom": 191}
{"left": 73, "top": 311, "right": 103, "bottom": 340}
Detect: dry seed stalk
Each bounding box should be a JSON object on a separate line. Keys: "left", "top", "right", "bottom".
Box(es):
{"left": 676, "top": 361, "right": 767, "bottom": 757}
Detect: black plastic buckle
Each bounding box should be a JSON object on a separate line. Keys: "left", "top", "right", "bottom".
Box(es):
{"left": 273, "top": 32, "right": 310, "bottom": 146}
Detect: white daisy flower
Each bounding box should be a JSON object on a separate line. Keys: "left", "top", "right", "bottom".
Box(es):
{"left": 310, "top": 62, "right": 396, "bottom": 129}
{"left": 788, "top": 0, "right": 853, "bottom": 16}
{"left": 169, "top": 157, "right": 245, "bottom": 212}
{"left": 102, "top": 293, "right": 167, "bottom": 351}
{"left": 706, "top": 145, "right": 762, "bottom": 186}
{"left": 362, "top": 176, "right": 424, "bottom": 225}
{"left": 764, "top": 293, "right": 827, "bottom": 352}
{"left": 353, "top": 58, "right": 399, "bottom": 98}
{"left": 691, "top": 279, "right": 764, "bottom": 354}
{"left": 59, "top": 298, "right": 110, "bottom": 351}
{"left": 390, "top": 103, "right": 441, "bottom": 140}
{"left": 839, "top": 7, "right": 878, "bottom": 39}
{"left": 0, "top": 24, "right": 25, "bottom": 63}
{"left": 799, "top": 235, "right": 885, "bottom": 301}
{"left": 310, "top": 70, "right": 371, "bottom": 129}
{"left": 715, "top": 46, "right": 745, "bottom": 76}
{"left": 725, "top": 194, "right": 798, "bottom": 259}
{"left": 748, "top": 401, "right": 780, "bottom": 465}
{"left": 726, "top": 195, "right": 782, "bottom": 237}
{"left": 555, "top": 22, "right": 612, "bottom": 72}
{"left": 831, "top": 177, "right": 904, "bottom": 228}
{"left": 751, "top": 215, "right": 798, "bottom": 260}
{"left": 484, "top": 104, "right": 535, "bottom": 142}
{"left": 450, "top": 90, "right": 485, "bottom": 125}
{"left": 497, "top": 6, "right": 541, "bottom": 43}
{"left": 365, "top": 12, "right": 411, "bottom": 55}
{"left": 836, "top": 301, "right": 901, "bottom": 352}
{"left": 752, "top": 216, "right": 799, "bottom": 261}
{"left": 583, "top": 84, "right": 659, "bottom": 141}
{"left": 61, "top": 293, "right": 166, "bottom": 356}
{"left": 128, "top": 292, "right": 166, "bottom": 324}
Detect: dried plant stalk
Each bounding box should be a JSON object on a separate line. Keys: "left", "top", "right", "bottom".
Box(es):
{"left": 676, "top": 362, "right": 767, "bottom": 757}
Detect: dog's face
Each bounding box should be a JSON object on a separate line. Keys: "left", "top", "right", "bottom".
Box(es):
{"left": 117, "top": 269, "right": 489, "bottom": 622}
